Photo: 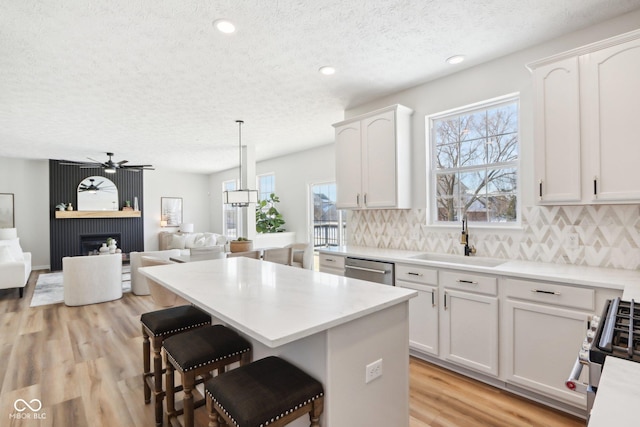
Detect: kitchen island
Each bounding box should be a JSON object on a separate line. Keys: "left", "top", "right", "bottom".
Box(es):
{"left": 140, "top": 257, "right": 416, "bottom": 427}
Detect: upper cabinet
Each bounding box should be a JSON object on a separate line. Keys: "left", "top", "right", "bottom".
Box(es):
{"left": 529, "top": 29, "right": 640, "bottom": 204}
{"left": 333, "top": 104, "right": 413, "bottom": 209}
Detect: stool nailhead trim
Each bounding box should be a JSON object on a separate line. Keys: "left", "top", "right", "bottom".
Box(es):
{"left": 146, "top": 320, "right": 210, "bottom": 337}
{"left": 166, "top": 347, "right": 251, "bottom": 372}
{"left": 206, "top": 389, "right": 324, "bottom": 427}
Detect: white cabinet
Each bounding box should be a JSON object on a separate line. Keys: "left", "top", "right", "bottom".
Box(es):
{"left": 318, "top": 253, "right": 345, "bottom": 276}
{"left": 529, "top": 29, "right": 640, "bottom": 204}
{"left": 582, "top": 36, "right": 640, "bottom": 202}
{"left": 396, "top": 264, "right": 439, "bottom": 356}
{"left": 333, "top": 104, "right": 413, "bottom": 209}
{"left": 503, "top": 278, "right": 593, "bottom": 408}
{"left": 440, "top": 271, "right": 499, "bottom": 376}
{"left": 532, "top": 57, "right": 582, "bottom": 203}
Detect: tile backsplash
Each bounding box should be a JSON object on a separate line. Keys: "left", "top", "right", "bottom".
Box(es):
{"left": 348, "top": 205, "right": 640, "bottom": 270}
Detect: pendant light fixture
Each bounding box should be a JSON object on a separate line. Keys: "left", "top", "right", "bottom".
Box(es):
{"left": 223, "top": 120, "right": 258, "bottom": 207}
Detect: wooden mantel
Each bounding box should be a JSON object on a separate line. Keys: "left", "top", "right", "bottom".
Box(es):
{"left": 55, "top": 210, "right": 141, "bottom": 219}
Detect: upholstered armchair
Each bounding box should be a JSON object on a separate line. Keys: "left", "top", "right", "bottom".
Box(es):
{"left": 0, "top": 228, "right": 32, "bottom": 298}
{"left": 63, "top": 254, "right": 123, "bottom": 306}
{"left": 130, "top": 249, "right": 181, "bottom": 295}
{"left": 286, "top": 243, "right": 314, "bottom": 269}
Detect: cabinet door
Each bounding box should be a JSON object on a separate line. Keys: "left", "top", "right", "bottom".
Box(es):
{"left": 504, "top": 299, "right": 588, "bottom": 407}
{"left": 361, "top": 110, "right": 397, "bottom": 208}
{"left": 582, "top": 37, "right": 640, "bottom": 202}
{"left": 441, "top": 289, "right": 499, "bottom": 376}
{"left": 533, "top": 57, "right": 582, "bottom": 203}
{"left": 335, "top": 122, "right": 362, "bottom": 208}
{"left": 397, "top": 281, "right": 438, "bottom": 356}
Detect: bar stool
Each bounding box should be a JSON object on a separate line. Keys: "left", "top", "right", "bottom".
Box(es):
{"left": 205, "top": 356, "right": 324, "bottom": 427}
{"left": 163, "top": 324, "right": 252, "bottom": 427}
{"left": 141, "top": 305, "right": 212, "bottom": 426}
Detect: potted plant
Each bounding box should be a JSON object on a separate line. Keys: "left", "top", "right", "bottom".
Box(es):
{"left": 123, "top": 200, "right": 133, "bottom": 211}
{"left": 55, "top": 203, "right": 67, "bottom": 211}
{"left": 229, "top": 236, "right": 253, "bottom": 253}
{"left": 256, "top": 193, "right": 286, "bottom": 233}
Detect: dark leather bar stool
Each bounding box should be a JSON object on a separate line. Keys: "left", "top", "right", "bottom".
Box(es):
{"left": 205, "top": 356, "right": 324, "bottom": 427}
{"left": 141, "top": 305, "right": 212, "bottom": 426}
{"left": 163, "top": 324, "right": 252, "bottom": 427}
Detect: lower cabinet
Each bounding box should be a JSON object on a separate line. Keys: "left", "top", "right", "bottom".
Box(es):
{"left": 441, "top": 288, "right": 499, "bottom": 376}
{"left": 503, "top": 278, "right": 594, "bottom": 408}
{"left": 397, "top": 280, "right": 439, "bottom": 356}
{"left": 318, "top": 253, "right": 345, "bottom": 276}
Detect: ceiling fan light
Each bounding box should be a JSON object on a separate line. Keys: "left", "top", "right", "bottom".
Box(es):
{"left": 213, "top": 19, "right": 235, "bottom": 34}
{"left": 105, "top": 167, "right": 116, "bottom": 174}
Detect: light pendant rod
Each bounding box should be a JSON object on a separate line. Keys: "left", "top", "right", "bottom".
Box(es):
{"left": 237, "top": 119, "right": 243, "bottom": 189}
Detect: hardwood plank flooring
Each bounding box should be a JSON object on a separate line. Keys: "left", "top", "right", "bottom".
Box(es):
{"left": 0, "top": 270, "right": 584, "bottom": 426}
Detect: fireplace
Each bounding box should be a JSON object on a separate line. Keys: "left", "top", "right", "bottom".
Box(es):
{"left": 80, "top": 233, "right": 122, "bottom": 256}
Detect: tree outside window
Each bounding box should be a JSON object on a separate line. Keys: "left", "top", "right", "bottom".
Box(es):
{"left": 431, "top": 95, "right": 519, "bottom": 224}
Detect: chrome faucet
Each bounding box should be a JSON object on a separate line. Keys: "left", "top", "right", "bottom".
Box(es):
{"left": 460, "top": 217, "right": 476, "bottom": 256}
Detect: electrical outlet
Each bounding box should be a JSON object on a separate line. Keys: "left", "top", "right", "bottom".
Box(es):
{"left": 365, "top": 358, "right": 383, "bottom": 383}
{"left": 566, "top": 233, "right": 579, "bottom": 249}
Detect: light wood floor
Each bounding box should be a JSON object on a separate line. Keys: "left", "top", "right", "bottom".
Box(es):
{"left": 0, "top": 270, "right": 584, "bottom": 427}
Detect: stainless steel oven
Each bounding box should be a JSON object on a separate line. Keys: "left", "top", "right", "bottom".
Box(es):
{"left": 344, "top": 257, "right": 394, "bottom": 286}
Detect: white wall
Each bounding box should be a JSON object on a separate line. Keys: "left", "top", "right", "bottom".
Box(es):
{"left": 143, "top": 169, "right": 212, "bottom": 250}
{"left": 209, "top": 144, "right": 336, "bottom": 243}
{"left": 0, "top": 157, "right": 50, "bottom": 269}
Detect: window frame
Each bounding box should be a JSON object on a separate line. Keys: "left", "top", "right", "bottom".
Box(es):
{"left": 257, "top": 173, "right": 275, "bottom": 202}
{"left": 426, "top": 93, "right": 521, "bottom": 228}
{"left": 222, "top": 179, "right": 241, "bottom": 239}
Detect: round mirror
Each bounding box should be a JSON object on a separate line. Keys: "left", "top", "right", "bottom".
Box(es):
{"left": 77, "top": 176, "right": 119, "bottom": 211}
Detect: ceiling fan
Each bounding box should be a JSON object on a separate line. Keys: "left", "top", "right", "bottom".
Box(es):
{"left": 60, "top": 152, "right": 154, "bottom": 173}
{"left": 78, "top": 178, "right": 103, "bottom": 193}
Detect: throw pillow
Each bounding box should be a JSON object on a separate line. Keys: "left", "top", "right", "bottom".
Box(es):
{"left": 0, "top": 238, "right": 24, "bottom": 262}
{"left": 167, "top": 234, "right": 186, "bottom": 250}
{"left": 184, "top": 233, "right": 202, "bottom": 249}
{"left": 192, "top": 236, "right": 206, "bottom": 248}
{"left": 203, "top": 234, "right": 217, "bottom": 247}
{"left": 0, "top": 246, "right": 15, "bottom": 263}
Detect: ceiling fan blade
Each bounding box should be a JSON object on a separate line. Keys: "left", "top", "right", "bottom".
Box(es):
{"left": 79, "top": 165, "right": 102, "bottom": 168}
{"left": 95, "top": 180, "right": 104, "bottom": 187}
{"left": 86, "top": 157, "right": 104, "bottom": 164}
{"left": 117, "top": 160, "right": 129, "bottom": 165}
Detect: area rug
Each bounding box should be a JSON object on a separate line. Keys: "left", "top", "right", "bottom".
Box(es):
{"left": 30, "top": 265, "right": 131, "bottom": 307}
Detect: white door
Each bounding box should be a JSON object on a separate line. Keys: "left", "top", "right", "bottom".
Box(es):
{"left": 533, "top": 57, "right": 582, "bottom": 203}
{"left": 397, "top": 281, "right": 439, "bottom": 356}
{"left": 335, "top": 122, "right": 362, "bottom": 208}
{"left": 582, "top": 37, "right": 640, "bottom": 202}
{"left": 361, "top": 110, "right": 397, "bottom": 208}
{"left": 441, "top": 289, "right": 499, "bottom": 376}
{"left": 504, "top": 299, "right": 588, "bottom": 407}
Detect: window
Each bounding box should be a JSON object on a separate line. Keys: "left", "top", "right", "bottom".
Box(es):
{"left": 257, "top": 173, "right": 275, "bottom": 201}
{"left": 429, "top": 94, "right": 519, "bottom": 225}
{"left": 222, "top": 180, "right": 240, "bottom": 239}
{"left": 310, "top": 182, "right": 347, "bottom": 247}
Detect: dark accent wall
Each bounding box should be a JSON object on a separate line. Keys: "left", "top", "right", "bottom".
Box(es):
{"left": 49, "top": 160, "right": 144, "bottom": 271}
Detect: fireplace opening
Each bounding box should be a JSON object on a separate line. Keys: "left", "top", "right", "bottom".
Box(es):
{"left": 80, "top": 233, "right": 122, "bottom": 256}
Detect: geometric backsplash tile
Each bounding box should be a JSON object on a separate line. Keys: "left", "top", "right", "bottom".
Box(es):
{"left": 348, "top": 204, "right": 640, "bottom": 270}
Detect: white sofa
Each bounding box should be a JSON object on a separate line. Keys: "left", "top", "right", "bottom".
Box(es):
{"left": 158, "top": 231, "right": 227, "bottom": 256}
{"left": 63, "top": 254, "right": 123, "bottom": 306}
{"left": 0, "top": 228, "right": 32, "bottom": 298}
{"left": 130, "top": 249, "right": 181, "bottom": 295}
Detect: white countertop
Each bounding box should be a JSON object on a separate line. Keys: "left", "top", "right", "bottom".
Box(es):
{"left": 318, "top": 246, "right": 640, "bottom": 291}
{"left": 588, "top": 356, "right": 640, "bottom": 426}
{"left": 140, "top": 257, "right": 416, "bottom": 348}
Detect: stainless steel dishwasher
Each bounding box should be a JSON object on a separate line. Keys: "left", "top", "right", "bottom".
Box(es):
{"left": 344, "top": 257, "right": 395, "bottom": 285}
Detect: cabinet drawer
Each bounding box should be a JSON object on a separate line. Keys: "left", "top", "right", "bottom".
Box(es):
{"left": 441, "top": 271, "right": 497, "bottom": 295}
{"left": 319, "top": 253, "right": 345, "bottom": 269}
{"left": 505, "top": 278, "right": 594, "bottom": 311}
{"left": 396, "top": 264, "right": 438, "bottom": 286}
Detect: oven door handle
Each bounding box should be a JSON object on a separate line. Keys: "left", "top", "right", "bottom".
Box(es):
{"left": 565, "top": 356, "right": 588, "bottom": 394}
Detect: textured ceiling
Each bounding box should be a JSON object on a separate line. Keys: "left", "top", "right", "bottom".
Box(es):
{"left": 1, "top": 0, "right": 640, "bottom": 174}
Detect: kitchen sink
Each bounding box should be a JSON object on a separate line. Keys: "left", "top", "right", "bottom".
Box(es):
{"left": 407, "top": 252, "right": 507, "bottom": 267}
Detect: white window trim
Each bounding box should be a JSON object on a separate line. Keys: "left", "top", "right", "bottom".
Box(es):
{"left": 426, "top": 92, "right": 522, "bottom": 229}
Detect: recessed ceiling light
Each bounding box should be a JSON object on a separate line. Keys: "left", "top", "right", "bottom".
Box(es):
{"left": 446, "top": 55, "right": 465, "bottom": 65}
{"left": 319, "top": 66, "right": 336, "bottom": 75}
{"left": 213, "top": 19, "right": 235, "bottom": 34}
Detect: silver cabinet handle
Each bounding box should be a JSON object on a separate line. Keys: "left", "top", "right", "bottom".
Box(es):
{"left": 444, "top": 292, "right": 447, "bottom": 310}
{"left": 456, "top": 279, "right": 478, "bottom": 285}
{"left": 407, "top": 272, "right": 423, "bottom": 277}
{"left": 531, "top": 289, "right": 561, "bottom": 296}
{"left": 344, "top": 265, "right": 387, "bottom": 275}
{"left": 431, "top": 290, "right": 435, "bottom": 307}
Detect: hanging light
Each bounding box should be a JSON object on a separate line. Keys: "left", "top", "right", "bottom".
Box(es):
{"left": 223, "top": 120, "right": 258, "bottom": 207}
